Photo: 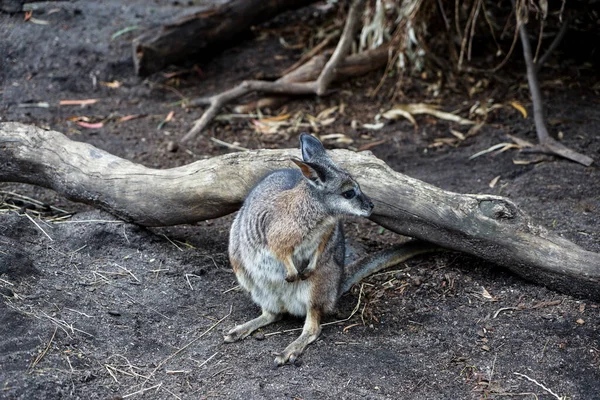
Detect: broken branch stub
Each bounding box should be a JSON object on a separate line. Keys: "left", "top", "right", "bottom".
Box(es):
{"left": 1, "top": 122, "right": 599, "bottom": 299}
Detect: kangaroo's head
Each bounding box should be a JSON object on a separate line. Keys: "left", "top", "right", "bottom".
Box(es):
{"left": 291, "top": 133, "right": 374, "bottom": 217}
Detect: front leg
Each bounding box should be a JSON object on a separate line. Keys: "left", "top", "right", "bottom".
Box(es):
{"left": 274, "top": 308, "right": 322, "bottom": 366}
{"left": 300, "top": 226, "right": 334, "bottom": 280}
{"left": 282, "top": 254, "right": 299, "bottom": 282}
{"left": 299, "top": 252, "right": 319, "bottom": 280}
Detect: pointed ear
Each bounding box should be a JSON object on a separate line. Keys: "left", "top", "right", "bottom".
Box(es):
{"left": 299, "top": 133, "right": 327, "bottom": 162}
{"left": 291, "top": 158, "right": 326, "bottom": 184}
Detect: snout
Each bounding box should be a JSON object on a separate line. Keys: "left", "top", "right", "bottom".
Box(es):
{"left": 361, "top": 196, "right": 375, "bottom": 217}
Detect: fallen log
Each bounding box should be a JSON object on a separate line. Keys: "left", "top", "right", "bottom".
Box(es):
{"left": 132, "top": 0, "right": 318, "bottom": 77}
{"left": 1, "top": 122, "right": 599, "bottom": 299}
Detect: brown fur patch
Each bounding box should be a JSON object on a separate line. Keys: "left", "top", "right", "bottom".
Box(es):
{"left": 266, "top": 186, "right": 306, "bottom": 259}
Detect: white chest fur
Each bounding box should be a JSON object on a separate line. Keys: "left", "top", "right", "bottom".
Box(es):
{"left": 237, "top": 219, "right": 336, "bottom": 317}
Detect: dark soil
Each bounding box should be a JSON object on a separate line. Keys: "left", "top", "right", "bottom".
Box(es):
{"left": 1, "top": 1, "right": 599, "bottom": 399}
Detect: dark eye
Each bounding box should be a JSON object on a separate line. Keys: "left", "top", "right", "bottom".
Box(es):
{"left": 342, "top": 189, "right": 356, "bottom": 199}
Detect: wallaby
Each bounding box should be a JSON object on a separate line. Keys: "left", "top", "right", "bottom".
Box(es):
{"left": 225, "top": 133, "right": 435, "bottom": 366}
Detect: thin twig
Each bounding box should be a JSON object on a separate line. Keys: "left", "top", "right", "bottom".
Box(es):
{"left": 535, "top": 15, "right": 569, "bottom": 71}
{"left": 123, "top": 292, "right": 171, "bottom": 320}
{"left": 514, "top": 372, "right": 564, "bottom": 400}
{"left": 280, "top": 29, "right": 340, "bottom": 76}
{"left": 23, "top": 213, "right": 53, "bottom": 241}
{"left": 210, "top": 137, "right": 249, "bottom": 152}
{"left": 160, "top": 233, "right": 184, "bottom": 251}
{"left": 30, "top": 327, "right": 58, "bottom": 370}
{"left": 315, "top": 0, "right": 365, "bottom": 95}
{"left": 143, "top": 306, "right": 231, "bottom": 385}
{"left": 515, "top": 3, "right": 593, "bottom": 166}
{"left": 123, "top": 383, "right": 162, "bottom": 399}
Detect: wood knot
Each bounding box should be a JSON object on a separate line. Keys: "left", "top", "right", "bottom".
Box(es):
{"left": 479, "top": 199, "right": 516, "bottom": 221}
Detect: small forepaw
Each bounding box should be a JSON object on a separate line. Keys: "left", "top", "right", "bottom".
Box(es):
{"left": 299, "top": 270, "right": 313, "bottom": 280}
{"left": 285, "top": 271, "right": 299, "bottom": 282}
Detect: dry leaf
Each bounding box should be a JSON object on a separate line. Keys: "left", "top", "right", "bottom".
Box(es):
{"left": 29, "top": 17, "right": 50, "bottom": 25}
{"left": 539, "top": 0, "right": 548, "bottom": 19}
{"left": 319, "top": 117, "right": 336, "bottom": 126}
{"left": 507, "top": 134, "right": 534, "bottom": 148}
{"left": 363, "top": 123, "right": 385, "bottom": 130}
{"left": 469, "top": 143, "right": 515, "bottom": 160}
{"left": 513, "top": 159, "right": 539, "bottom": 165}
{"left": 100, "top": 81, "right": 122, "bottom": 89}
{"left": 482, "top": 287, "right": 494, "bottom": 299}
{"left": 319, "top": 134, "right": 353, "bottom": 145}
{"left": 358, "top": 139, "right": 386, "bottom": 151}
{"left": 157, "top": 111, "right": 175, "bottom": 130}
{"left": 316, "top": 106, "right": 338, "bottom": 121}
{"left": 489, "top": 175, "right": 501, "bottom": 188}
{"left": 510, "top": 101, "right": 528, "bottom": 119}
{"left": 382, "top": 108, "right": 417, "bottom": 128}
{"left": 450, "top": 129, "right": 466, "bottom": 140}
{"left": 576, "top": 318, "right": 585, "bottom": 325}
{"left": 260, "top": 113, "right": 290, "bottom": 123}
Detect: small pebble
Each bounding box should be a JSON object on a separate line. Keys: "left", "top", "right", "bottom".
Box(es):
{"left": 253, "top": 331, "right": 265, "bottom": 341}
{"left": 108, "top": 310, "right": 121, "bottom": 317}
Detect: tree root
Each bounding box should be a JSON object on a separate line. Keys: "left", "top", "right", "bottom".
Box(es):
{"left": 182, "top": 0, "right": 367, "bottom": 143}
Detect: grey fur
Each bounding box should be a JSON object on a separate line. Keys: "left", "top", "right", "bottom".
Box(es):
{"left": 226, "top": 133, "right": 375, "bottom": 366}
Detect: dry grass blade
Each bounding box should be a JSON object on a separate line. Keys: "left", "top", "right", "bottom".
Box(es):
{"left": 469, "top": 143, "right": 520, "bottom": 160}
{"left": 29, "top": 327, "right": 58, "bottom": 370}
{"left": 123, "top": 383, "right": 162, "bottom": 399}
{"left": 23, "top": 213, "right": 53, "bottom": 241}
{"left": 143, "top": 306, "right": 232, "bottom": 385}
{"left": 210, "top": 137, "right": 249, "bottom": 152}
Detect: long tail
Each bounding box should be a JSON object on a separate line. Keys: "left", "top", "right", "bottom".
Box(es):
{"left": 341, "top": 240, "right": 443, "bottom": 294}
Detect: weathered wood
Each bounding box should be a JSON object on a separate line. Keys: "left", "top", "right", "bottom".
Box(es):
{"left": 1, "top": 122, "right": 599, "bottom": 299}
{"left": 132, "top": 0, "right": 318, "bottom": 76}
{"left": 232, "top": 43, "right": 390, "bottom": 113}
{"left": 182, "top": 0, "right": 367, "bottom": 141}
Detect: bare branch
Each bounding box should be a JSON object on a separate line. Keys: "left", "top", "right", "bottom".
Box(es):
{"left": 182, "top": 0, "right": 367, "bottom": 142}
{"left": 516, "top": 7, "right": 593, "bottom": 166}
